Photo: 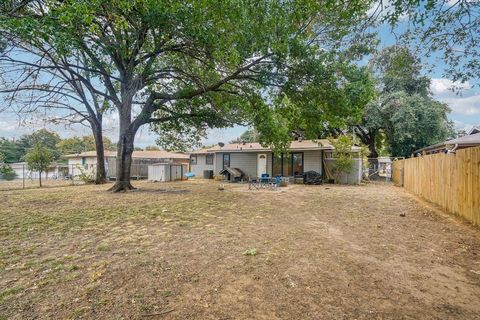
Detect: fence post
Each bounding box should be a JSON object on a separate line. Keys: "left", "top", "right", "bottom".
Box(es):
{"left": 22, "top": 163, "right": 25, "bottom": 189}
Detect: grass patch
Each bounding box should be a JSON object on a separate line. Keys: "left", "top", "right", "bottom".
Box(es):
{"left": 243, "top": 248, "right": 258, "bottom": 256}
{"left": 96, "top": 243, "right": 111, "bottom": 252}
{"left": 0, "top": 286, "right": 23, "bottom": 302}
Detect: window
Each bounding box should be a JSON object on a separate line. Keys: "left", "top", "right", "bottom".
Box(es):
{"left": 271, "top": 152, "right": 303, "bottom": 176}
{"left": 205, "top": 154, "right": 214, "bottom": 165}
{"left": 190, "top": 155, "right": 197, "bottom": 165}
{"left": 272, "top": 154, "right": 282, "bottom": 176}
{"left": 292, "top": 153, "right": 303, "bottom": 176}
{"left": 282, "top": 154, "right": 292, "bottom": 176}
{"left": 223, "top": 153, "right": 230, "bottom": 168}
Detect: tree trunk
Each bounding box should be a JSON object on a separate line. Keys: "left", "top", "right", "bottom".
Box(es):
{"left": 108, "top": 110, "right": 137, "bottom": 192}
{"left": 39, "top": 171, "right": 42, "bottom": 187}
{"left": 367, "top": 134, "right": 379, "bottom": 165}
{"left": 92, "top": 124, "right": 107, "bottom": 184}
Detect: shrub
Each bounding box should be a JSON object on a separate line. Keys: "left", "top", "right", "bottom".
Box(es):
{"left": 329, "top": 136, "right": 355, "bottom": 183}
{"left": 0, "top": 164, "right": 17, "bottom": 181}
{"left": 75, "top": 165, "right": 95, "bottom": 184}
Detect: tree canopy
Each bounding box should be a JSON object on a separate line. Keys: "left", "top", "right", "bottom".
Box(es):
{"left": 0, "top": 0, "right": 377, "bottom": 191}
{"left": 360, "top": 46, "right": 454, "bottom": 157}
{"left": 384, "top": 0, "right": 480, "bottom": 83}
{"left": 56, "top": 135, "right": 116, "bottom": 155}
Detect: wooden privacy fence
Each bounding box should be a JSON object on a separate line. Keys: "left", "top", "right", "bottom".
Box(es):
{"left": 392, "top": 146, "right": 480, "bottom": 226}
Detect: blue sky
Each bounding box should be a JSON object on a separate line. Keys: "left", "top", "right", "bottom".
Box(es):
{"left": 1, "top": 19, "right": 479, "bottom": 148}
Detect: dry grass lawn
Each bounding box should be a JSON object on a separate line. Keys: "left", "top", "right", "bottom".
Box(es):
{"left": 1, "top": 180, "right": 479, "bottom": 319}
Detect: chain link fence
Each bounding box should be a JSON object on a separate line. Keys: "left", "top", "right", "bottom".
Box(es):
{"left": 0, "top": 162, "right": 92, "bottom": 191}
{"left": 363, "top": 157, "right": 405, "bottom": 182}
{"left": 0, "top": 162, "right": 183, "bottom": 191}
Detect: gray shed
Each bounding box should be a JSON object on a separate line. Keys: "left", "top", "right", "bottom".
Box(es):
{"left": 148, "top": 163, "right": 188, "bottom": 182}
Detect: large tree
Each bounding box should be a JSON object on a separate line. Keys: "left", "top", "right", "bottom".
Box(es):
{"left": 0, "top": 2, "right": 114, "bottom": 184}
{"left": 1, "top": 0, "right": 376, "bottom": 192}
{"left": 364, "top": 92, "right": 454, "bottom": 156}
{"left": 356, "top": 46, "right": 454, "bottom": 157}
{"left": 17, "top": 129, "right": 61, "bottom": 160}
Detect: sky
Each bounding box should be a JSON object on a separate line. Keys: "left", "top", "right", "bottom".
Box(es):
{"left": 1, "top": 14, "right": 479, "bottom": 148}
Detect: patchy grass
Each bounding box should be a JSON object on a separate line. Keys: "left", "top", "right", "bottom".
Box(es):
{"left": 1, "top": 180, "right": 479, "bottom": 319}
{"left": 243, "top": 248, "right": 258, "bottom": 256}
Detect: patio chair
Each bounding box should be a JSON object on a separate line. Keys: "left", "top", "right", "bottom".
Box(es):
{"left": 248, "top": 177, "right": 260, "bottom": 190}
{"left": 269, "top": 175, "right": 282, "bottom": 190}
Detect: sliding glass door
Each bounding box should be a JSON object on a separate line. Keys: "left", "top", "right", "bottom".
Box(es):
{"left": 272, "top": 152, "right": 303, "bottom": 177}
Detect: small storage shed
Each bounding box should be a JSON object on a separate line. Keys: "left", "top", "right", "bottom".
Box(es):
{"left": 148, "top": 163, "right": 188, "bottom": 182}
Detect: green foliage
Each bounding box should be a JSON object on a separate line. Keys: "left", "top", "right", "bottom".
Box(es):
{"left": 0, "top": 138, "right": 25, "bottom": 162}
{"left": 0, "top": 153, "right": 16, "bottom": 180}
{"left": 243, "top": 248, "right": 258, "bottom": 256}
{"left": 1, "top": 0, "right": 376, "bottom": 153}
{"left": 24, "top": 144, "right": 54, "bottom": 186}
{"left": 231, "top": 129, "right": 260, "bottom": 143}
{"left": 56, "top": 136, "right": 115, "bottom": 155}
{"left": 361, "top": 46, "right": 455, "bottom": 157}
{"left": 56, "top": 137, "right": 85, "bottom": 155}
{"left": 329, "top": 136, "right": 355, "bottom": 183}
{"left": 0, "top": 164, "right": 16, "bottom": 181}
{"left": 17, "top": 129, "right": 61, "bottom": 160}
{"left": 385, "top": 0, "right": 480, "bottom": 83}
{"left": 283, "top": 65, "right": 377, "bottom": 141}
{"left": 74, "top": 165, "right": 95, "bottom": 184}
{"left": 1, "top": 0, "right": 379, "bottom": 189}
{"left": 144, "top": 145, "right": 160, "bottom": 151}
{"left": 365, "top": 92, "right": 454, "bottom": 156}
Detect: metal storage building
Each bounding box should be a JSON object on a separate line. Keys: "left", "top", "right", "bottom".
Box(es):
{"left": 147, "top": 163, "right": 188, "bottom": 182}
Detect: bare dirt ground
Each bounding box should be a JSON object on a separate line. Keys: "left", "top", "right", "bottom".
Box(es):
{"left": 1, "top": 180, "right": 479, "bottom": 319}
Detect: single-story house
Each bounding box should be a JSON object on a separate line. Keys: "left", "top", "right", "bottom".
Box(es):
{"left": 413, "top": 132, "right": 480, "bottom": 156}
{"left": 65, "top": 150, "right": 190, "bottom": 179}
{"left": 190, "top": 140, "right": 363, "bottom": 184}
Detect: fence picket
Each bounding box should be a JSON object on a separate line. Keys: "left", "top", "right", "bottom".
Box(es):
{"left": 392, "top": 147, "right": 480, "bottom": 226}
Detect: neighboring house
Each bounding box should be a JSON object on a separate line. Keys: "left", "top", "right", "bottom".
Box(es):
{"left": 468, "top": 126, "right": 480, "bottom": 135}
{"left": 413, "top": 132, "right": 480, "bottom": 156}
{"left": 190, "top": 140, "right": 363, "bottom": 184}
{"left": 65, "top": 150, "right": 190, "bottom": 179}
{"left": 8, "top": 162, "right": 68, "bottom": 180}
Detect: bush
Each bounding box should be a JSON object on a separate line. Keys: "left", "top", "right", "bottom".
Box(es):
{"left": 75, "top": 165, "right": 95, "bottom": 184}
{"left": 329, "top": 136, "right": 355, "bottom": 183}
{"left": 0, "top": 164, "right": 17, "bottom": 181}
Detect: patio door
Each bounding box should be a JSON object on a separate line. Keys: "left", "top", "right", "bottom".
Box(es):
{"left": 257, "top": 154, "right": 267, "bottom": 177}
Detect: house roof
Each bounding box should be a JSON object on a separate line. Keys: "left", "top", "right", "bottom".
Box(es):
{"left": 445, "top": 132, "right": 480, "bottom": 146}
{"left": 189, "top": 148, "right": 211, "bottom": 155}
{"left": 467, "top": 125, "right": 480, "bottom": 135}
{"left": 202, "top": 139, "right": 361, "bottom": 153}
{"left": 413, "top": 132, "right": 480, "bottom": 154}
{"left": 65, "top": 150, "right": 190, "bottom": 159}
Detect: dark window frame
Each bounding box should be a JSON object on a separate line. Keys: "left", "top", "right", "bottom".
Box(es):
{"left": 205, "top": 154, "right": 214, "bottom": 165}
{"left": 271, "top": 152, "right": 304, "bottom": 176}
{"left": 222, "top": 153, "right": 230, "bottom": 169}
{"left": 190, "top": 155, "right": 197, "bottom": 165}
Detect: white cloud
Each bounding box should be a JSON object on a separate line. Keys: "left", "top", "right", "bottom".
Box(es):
{"left": 430, "top": 78, "right": 480, "bottom": 117}
{"left": 452, "top": 120, "right": 474, "bottom": 132}
{"left": 430, "top": 78, "right": 472, "bottom": 96}
{"left": 0, "top": 120, "right": 19, "bottom": 134}
{"left": 442, "top": 94, "right": 480, "bottom": 116}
